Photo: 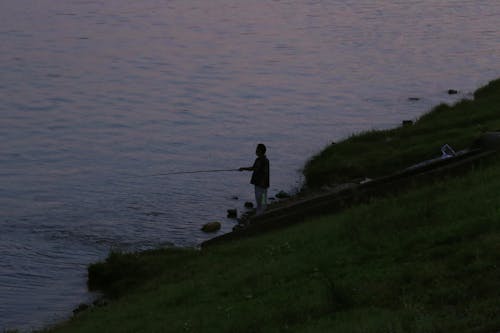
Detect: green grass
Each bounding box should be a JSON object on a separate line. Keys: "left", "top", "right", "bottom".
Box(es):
{"left": 46, "top": 157, "right": 500, "bottom": 333}
{"left": 43, "top": 79, "right": 500, "bottom": 333}
{"left": 303, "top": 78, "right": 500, "bottom": 187}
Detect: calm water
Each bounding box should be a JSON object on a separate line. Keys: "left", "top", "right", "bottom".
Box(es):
{"left": 1, "top": 0, "right": 499, "bottom": 330}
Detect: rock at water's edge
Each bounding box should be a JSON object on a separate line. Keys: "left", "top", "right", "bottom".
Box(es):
{"left": 202, "top": 222, "right": 221, "bottom": 232}
{"left": 227, "top": 209, "right": 237, "bottom": 218}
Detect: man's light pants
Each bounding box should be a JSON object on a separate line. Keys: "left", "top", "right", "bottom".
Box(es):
{"left": 254, "top": 186, "right": 267, "bottom": 215}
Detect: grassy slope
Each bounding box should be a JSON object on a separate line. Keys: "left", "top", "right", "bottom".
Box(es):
{"left": 304, "top": 79, "right": 500, "bottom": 187}
{"left": 47, "top": 158, "right": 500, "bottom": 333}
{"left": 45, "top": 80, "right": 500, "bottom": 333}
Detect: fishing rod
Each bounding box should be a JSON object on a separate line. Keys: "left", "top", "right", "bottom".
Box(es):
{"left": 127, "top": 168, "right": 241, "bottom": 178}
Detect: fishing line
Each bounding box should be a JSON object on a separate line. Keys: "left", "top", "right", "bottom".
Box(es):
{"left": 125, "top": 168, "right": 240, "bottom": 178}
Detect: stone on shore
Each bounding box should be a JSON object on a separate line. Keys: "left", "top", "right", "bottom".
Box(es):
{"left": 275, "top": 190, "right": 291, "bottom": 199}
{"left": 201, "top": 221, "right": 221, "bottom": 232}
{"left": 227, "top": 209, "right": 237, "bottom": 218}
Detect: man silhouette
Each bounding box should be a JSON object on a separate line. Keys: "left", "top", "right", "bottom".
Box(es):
{"left": 239, "top": 143, "right": 270, "bottom": 215}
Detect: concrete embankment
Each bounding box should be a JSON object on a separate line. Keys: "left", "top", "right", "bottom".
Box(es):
{"left": 203, "top": 143, "right": 499, "bottom": 248}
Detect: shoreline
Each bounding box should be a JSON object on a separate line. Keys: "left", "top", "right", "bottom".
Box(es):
{"left": 202, "top": 147, "right": 498, "bottom": 248}
{"left": 38, "top": 77, "right": 500, "bottom": 332}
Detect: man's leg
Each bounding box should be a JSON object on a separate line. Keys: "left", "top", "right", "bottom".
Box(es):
{"left": 254, "top": 186, "right": 267, "bottom": 215}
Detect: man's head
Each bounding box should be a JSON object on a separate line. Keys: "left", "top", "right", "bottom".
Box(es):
{"left": 256, "top": 143, "right": 266, "bottom": 157}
